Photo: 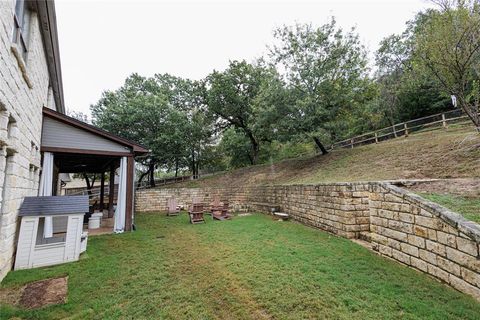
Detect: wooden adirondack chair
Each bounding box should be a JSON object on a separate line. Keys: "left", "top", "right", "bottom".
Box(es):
{"left": 167, "top": 197, "right": 180, "bottom": 216}
{"left": 208, "top": 195, "right": 222, "bottom": 216}
{"left": 189, "top": 203, "right": 206, "bottom": 224}
{"left": 212, "top": 201, "right": 233, "bottom": 221}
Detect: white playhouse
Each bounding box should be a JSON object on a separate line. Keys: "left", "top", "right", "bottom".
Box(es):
{"left": 14, "top": 196, "right": 89, "bottom": 270}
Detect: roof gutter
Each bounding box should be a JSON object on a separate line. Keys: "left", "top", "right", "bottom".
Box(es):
{"left": 36, "top": 0, "right": 65, "bottom": 114}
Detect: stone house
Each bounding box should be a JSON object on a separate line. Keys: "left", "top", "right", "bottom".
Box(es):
{"left": 0, "top": 0, "right": 64, "bottom": 281}
{"left": 0, "top": 0, "right": 148, "bottom": 281}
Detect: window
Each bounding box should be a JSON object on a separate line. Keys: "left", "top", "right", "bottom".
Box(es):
{"left": 12, "top": 0, "right": 31, "bottom": 62}
{"left": 35, "top": 217, "right": 67, "bottom": 246}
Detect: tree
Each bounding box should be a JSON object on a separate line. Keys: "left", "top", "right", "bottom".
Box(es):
{"left": 67, "top": 109, "right": 101, "bottom": 191}
{"left": 375, "top": 12, "right": 452, "bottom": 126}
{"left": 204, "top": 60, "right": 280, "bottom": 164}
{"left": 414, "top": 0, "right": 480, "bottom": 131}
{"left": 67, "top": 109, "right": 90, "bottom": 123}
{"left": 270, "top": 19, "right": 370, "bottom": 154}
{"left": 91, "top": 73, "right": 213, "bottom": 185}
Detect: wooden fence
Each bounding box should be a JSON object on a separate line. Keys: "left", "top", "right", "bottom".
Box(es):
{"left": 330, "top": 109, "right": 475, "bottom": 150}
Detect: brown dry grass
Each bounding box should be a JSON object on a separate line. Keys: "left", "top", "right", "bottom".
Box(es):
{"left": 174, "top": 126, "right": 480, "bottom": 189}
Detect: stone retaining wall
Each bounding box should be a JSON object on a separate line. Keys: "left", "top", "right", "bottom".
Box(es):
{"left": 370, "top": 183, "right": 480, "bottom": 300}
{"left": 135, "top": 183, "right": 371, "bottom": 238}
{"left": 135, "top": 182, "right": 480, "bottom": 300}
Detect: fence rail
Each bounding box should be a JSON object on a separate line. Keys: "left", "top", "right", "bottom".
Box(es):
{"left": 136, "top": 174, "right": 195, "bottom": 189}
{"left": 330, "top": 109, "right": 476, "bottom": 150}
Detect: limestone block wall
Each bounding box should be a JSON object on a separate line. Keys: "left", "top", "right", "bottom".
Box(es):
{"left": 135, "top": 187, "right": 248, "bottom": 213}
{"left": 274, "top": 184, "right": 370, "bottom": 239}
{"left": 370, "top": 183, "right": 480, "bottom": 300}
{"left": 0, "top": 3, "right": 55, "bottom": 280}
{"left": 135, "top": 183, "right": 370, "bottom": 238}
{"left": 135, "top": 182, "right": 480, "bottom": 300}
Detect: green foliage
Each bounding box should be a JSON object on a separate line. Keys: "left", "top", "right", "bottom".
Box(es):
{"left": 375, "top": 11, "right": 453, "bottom": 125}
{"left": 217, "top": 128, "right": 253, "bottom": 168}
{"left": 91, "top": 73, "right": 213, "bottom": 182}
{"left": 414, "top": 0, "right": 480, "bottom": 130}
{"left": 204, "top": 60, "right": 283, "bottom": 164}
{"left": 270, "top": 19, "right": 370, "bottom": 151}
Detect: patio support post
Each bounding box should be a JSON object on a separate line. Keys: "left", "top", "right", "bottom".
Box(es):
{"left": 99, "top": 172, "right": 105, "bottom": 211}
{"left": 108, "top": 164, "right": 115, "bottom": 218}
{"left": 125, "top": 156, "right": 134, "bottom": 231}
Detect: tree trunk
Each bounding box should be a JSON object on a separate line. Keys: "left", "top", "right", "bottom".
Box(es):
{"left": 137, "top": 170, "right": 149, "bottom": 189}
{"left": 83, "top": 173, "right": 95, "bottom": 196}
{"left": 313, "top": 137, "right": 328, "bottom": 155}
{"left": 149, "top": 160, "right": 155, "bottom": 187}
{"left": 245, "top": 130, "right": 260, "bottom": 165}
{"left": 191, "top": 148, "right": 196, "bottom": 179}
{"left": 460, "top": 101, "right": 480, "bottom": 133}
{"left": 175, "top": 158, "right": 179, "bottom": 178}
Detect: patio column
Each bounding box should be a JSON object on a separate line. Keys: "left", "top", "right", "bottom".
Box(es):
{"left": 108, "top": 164, "right": 115, "bottom": 218}
{"left": 39, "top": 152, "right": 54, "bottom": 238}
{"left": 99, "top": 172, "right": 105, "bottom": 211}
{"left": 125, "top": 156, "right": 134, "bottom": 231}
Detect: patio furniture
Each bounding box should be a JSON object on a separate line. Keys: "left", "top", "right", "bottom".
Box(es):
{"left": 208, "top": 195, "right": 222, "bottom": 216}
{"left": 274, "top": 212, "right": 289, "bottom": 221}
{"left": 167, "top": 197, "right": 180, "bottom": 216}
{"left": 188, "top": 203, "right": 206, "bottom": 224}
{"left": 212, "top": 202, "right": 233, "bottom": 221}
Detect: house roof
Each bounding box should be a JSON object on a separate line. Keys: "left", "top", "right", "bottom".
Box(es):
{"left": 19, "top": 196, "right": 89, "bottom": 216}
{"left": 35, "top": 0, "right": 65, "bottom": 113}
{"left": 42, "top": 107, "right": 150, "bottom": 155}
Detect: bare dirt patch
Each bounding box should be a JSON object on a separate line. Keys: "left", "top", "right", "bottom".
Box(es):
{"left": 0, "top": 276, "right": 68, "bottom": 310}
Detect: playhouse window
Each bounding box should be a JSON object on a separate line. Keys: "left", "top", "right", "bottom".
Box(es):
{"left": 35, "top": 217, "right": 67, "bottom": 245}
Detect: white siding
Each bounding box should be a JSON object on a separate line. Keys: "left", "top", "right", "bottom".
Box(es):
{"left": 41, "top": 117, "right": 130, "bottom": 153}
{"left": 13, "top": 217, "right": 37, "bottom": 270}
{"left": 32, "top": 243, "right": 66, "bottom": 267}
{"left": 64, "top": 215, "right": 82, "bottom": 261}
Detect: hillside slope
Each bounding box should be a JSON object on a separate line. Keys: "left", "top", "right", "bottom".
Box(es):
{"left": 172, "top": 126, "right": 480, "bottom": 189}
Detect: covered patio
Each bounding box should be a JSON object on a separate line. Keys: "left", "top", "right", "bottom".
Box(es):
{"left": 40, "top": 107, "right": 149, "bottom": 233}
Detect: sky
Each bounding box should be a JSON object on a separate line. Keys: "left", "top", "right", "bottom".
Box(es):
{"left": 55, "top": 0, "right": 434, "bottom": 116}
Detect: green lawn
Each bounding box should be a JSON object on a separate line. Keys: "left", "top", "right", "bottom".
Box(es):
{"left": 1, "top": 213, "right": 480, "bottom": 319}
{"left": 420, "top": 193, "right": 480, "bottom": 224}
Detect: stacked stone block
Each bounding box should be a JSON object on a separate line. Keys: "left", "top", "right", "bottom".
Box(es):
{"left": 370, "top": 183, "right": 480, "bottom": 300}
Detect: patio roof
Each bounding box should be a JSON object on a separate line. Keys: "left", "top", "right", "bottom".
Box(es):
{"left": 41, "top": 107, "right": 149, "bottom": 156}
{"left": 40, "top": 108, "right": 149, "bottom": 232}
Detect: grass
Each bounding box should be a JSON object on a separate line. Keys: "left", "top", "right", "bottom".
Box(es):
{"left": 420, "top": 193, "right": 480, "bottom": 224}
{"left": 1, "top": 213, "right": 480, "bottom": 319}
{"left": 173, "top": 125, "right": 480, "bottom": 188}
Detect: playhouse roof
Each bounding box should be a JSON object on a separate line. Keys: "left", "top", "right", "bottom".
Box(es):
{"left": 19, "top": 196, "right": 89, "bottom": 216}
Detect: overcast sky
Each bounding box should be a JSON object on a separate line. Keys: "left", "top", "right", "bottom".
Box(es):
{"left": 55, "top": 0, "right": 433, "bottom": 116}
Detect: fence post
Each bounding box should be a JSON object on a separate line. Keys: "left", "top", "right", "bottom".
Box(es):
{"left": 374, "top": 132, "right": 378, "bottom": 143}
{"left": 404, "top": 123, "right": 409, "bottom": 137}
{"left": 392, "top": 124, "right": 398, "bottom": 138}
{"left": 442, "top": 113, "right": 448, "bottom": 129}
{"left": 350, "top": 138, "right": 354, "bottom": 149}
